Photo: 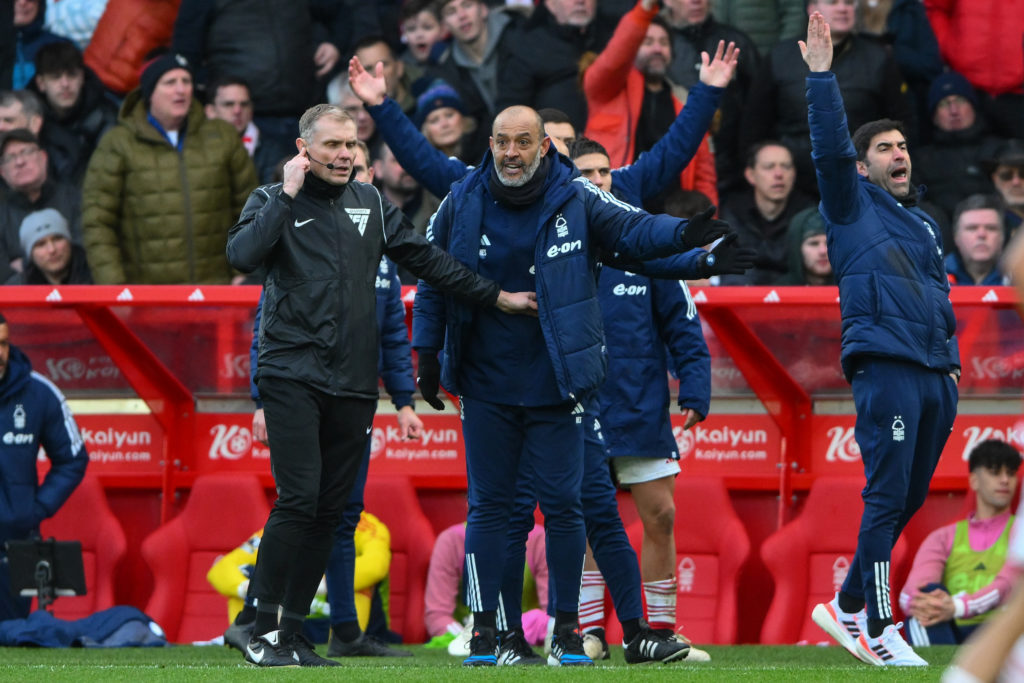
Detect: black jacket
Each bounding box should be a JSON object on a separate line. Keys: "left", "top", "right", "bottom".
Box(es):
{"left": 173, "top": 0, "right": 335, "bottom": 117}
{"left": 226, "top": 175, "right": 499, "bottom": 398}
{"left": 913, "top": 121, "right": 1002, "bottom": 219}
{"left": 0, "top": 179, "right": 82, "bottom": 266}
{"left": 496, "top": 4, "right": 613, "bottom": 132}
{"left": 666, "top": 13, "right": 761, "bottom": 193}
{"left": 34, "top": 70, "right": 119, "bottom": 185}
{"left": 718, "top": 188, "right": 814, "bottom": 284}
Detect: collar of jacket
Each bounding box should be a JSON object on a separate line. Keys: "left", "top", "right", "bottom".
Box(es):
{"left": 120, "top": 90, "right": 204, "bottom": 147}
{"left": 677, "top": 14, "right": 717, "bottom": 40}
{"left": 301, "top": 171, "right": 346, "bottom": 200}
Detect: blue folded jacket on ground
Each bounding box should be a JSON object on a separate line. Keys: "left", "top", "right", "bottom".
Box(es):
{"left": 0, "top": 606, "right": 167, "bottom": 647}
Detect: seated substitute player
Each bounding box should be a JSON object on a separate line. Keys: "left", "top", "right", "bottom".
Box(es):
{"left": 899, "top": 439, "right": 1021, "bottom": 646}
{"left": 0, "top": 310, "right": 88, "bottom": 621}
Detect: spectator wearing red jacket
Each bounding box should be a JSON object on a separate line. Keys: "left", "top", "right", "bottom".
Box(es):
{"left": 582, "top": 0, "right": 718, "bottom": 210}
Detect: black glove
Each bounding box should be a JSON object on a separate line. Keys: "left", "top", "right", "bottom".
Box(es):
{"left": 681, "top": 206, "right": 730, "bottom": 250}
{"left": 416, "top": 350, "right": 445, "bottom": 411}
{"left": 698, "top": 233, "right": 756, "bottom": 277}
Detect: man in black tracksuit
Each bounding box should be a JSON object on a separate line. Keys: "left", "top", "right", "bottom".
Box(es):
{"left": 226, "top": 103, "right": 534, "bottom": 668}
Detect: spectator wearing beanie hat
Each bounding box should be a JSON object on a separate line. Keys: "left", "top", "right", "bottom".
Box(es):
{"left": 776, "top": 206, "right": 833, "bottom": 286}
{"left": 927, "top": 71, "right": 980, "bottom": 134}
{"left": 81, "top": 50, "right": 258, "bottom": 284}
{"left": 6, "top": 208, "right": 93, "bottom": 285}
{"left": 0, "top": 128, "right": 82, "bottom": 279}
{"left": 912, "top": 71, "right": 1004, "bottom": 229}
{"left": 413, "top": 79, "right": 483, "bottom": 163}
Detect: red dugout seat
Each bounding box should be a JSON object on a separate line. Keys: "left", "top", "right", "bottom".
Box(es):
{"left": 620, "top": 476, "right": 750, "bottom": 645}
{"left": 141, "top": 473, "right": 269, "bottom": 643}
{"left": 39, "top": 475, "right": 127, "bottom": 620}
{"left": 362, "top": 475, "right": 435, "bottom": 643}
{"left": 760, "top": 476, "right": 909, "bottom": 644}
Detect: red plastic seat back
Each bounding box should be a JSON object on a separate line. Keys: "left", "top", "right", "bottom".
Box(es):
{"left": 622, "top": 476, "right": 750, "bottom": 644}
{"left": 40, "top": 476, "right": 127, "bottom": 620}
{"left": 141, "top": 473, "right": 269, "bottom": 642}
{"left": 362, "top": 475, "right": 436, "bottom": 643}
{"left": 760, "top": 477, "right": 908, "bottom": 644}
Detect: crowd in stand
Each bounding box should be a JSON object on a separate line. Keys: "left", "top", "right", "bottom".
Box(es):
{"left": 1, "top": 0, "right": 1021, "bottom": 290}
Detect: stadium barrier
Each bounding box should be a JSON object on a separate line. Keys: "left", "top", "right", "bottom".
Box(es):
{"left": 6, "top": 284, "right": 1021, "bottom": 642}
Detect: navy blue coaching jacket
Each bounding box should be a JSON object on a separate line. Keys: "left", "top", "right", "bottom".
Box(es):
{"left": 807, "top": 72, "right": 960, "bottom": 381}
{"left": 412, "top": 148, "right": 704, "bottom": 404}
{"left": 0, "top": 346, "right": 87, "bottom": 548}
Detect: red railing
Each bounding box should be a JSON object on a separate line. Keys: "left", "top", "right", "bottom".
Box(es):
{"left": 5, "top": 285, "right": 1021, "bottom": 526}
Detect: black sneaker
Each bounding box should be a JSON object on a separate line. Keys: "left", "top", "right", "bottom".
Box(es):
{"left": 497, "top": 628, "right": 544, "bottom": 666}
{"left": 244, "top": 630, "right": 300, "bottom": 667}
{"left": 326, "top": 632, "right": 412, "bottom": 657}
{"left": 286, "top": 632, "right": 341, "bottom": 667}
{"left": 547, "top": 625, "right": 594, "bottom": 666}
{"left": 463, "top": 625, "right": 498, "bottom": 667}
{"left": 223, "top": 620, "right": 253, "bottom": 653}
{"left": 582, "top": 627, "right": 610, "bottom": 661}
{"left": 624, "top": 625, "right": 690, "bottom": 664}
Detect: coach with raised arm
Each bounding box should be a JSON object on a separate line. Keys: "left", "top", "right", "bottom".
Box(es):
{"left": 801, "top": 11, "right": 960, "bottom": 667}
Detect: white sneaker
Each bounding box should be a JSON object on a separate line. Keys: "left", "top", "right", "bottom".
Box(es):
{"left": 581, "top": 628, "right": 609, "bottom": 661}
{"left": 812, "top": 593, "right": 869, "bottom": 663}
{"left": 448, "top": 617, "right": 474, "bottom": 657}
{"left": 855, "top": 622, "right": 928, "bottom": 667}
{"left": 669, "top": 631, "right": 711, "bottom": 662}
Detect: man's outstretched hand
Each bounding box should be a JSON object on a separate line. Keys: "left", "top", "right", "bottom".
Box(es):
{"left": 682, "top": 206, "right": 731, "bottom": 250}
{"left": 699, "top": 40, "right": 739, "bottom": 89}
{"left": 416, "top": 351, "right": 445, "bottom": 411}
{"left": 496, "top": 290, "right": 538, "bottom": 315}
{"left": 698, "top": 233, "right": 756, "bottom": 277}
{"left": 348, "top": 55, "right": 388, "bottom": 106}
{"left": 800, "top": 11, "right": 833, "bottom": 73}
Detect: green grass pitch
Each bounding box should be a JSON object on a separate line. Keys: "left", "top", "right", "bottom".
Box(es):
{"left": 0, "top": 643, "right": 957, "bottom": 681}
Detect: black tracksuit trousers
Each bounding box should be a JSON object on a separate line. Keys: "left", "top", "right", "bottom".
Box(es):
{"left": 250, "top": 376, "right": 376, "bottom": 616}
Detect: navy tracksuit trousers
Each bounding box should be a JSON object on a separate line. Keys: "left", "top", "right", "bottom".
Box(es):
{"left": 460, "top": 396, "right": 586, "bottom": 618}
{"left": 325, "top": 436, "right": 373, "bottom": 627}
{"left": 500, "top": 398, "right": 644, "bottom": 629}
{"left": 841, "top": 357, "right": 958, "bottom": 621}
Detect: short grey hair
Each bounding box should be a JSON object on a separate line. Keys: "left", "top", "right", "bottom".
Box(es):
{"left": 0, "top": 90, "right": 44, "bottom": 120}
{"left": 298, "top": 104, "right": 354, "bottom": 141}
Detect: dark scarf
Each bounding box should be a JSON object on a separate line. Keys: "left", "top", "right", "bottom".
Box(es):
{"left": 901, "top": 183, "right": 920, "bottom": 207}
{"left": 488, "top": 154, "right": 551, "bottom": 209}
{"left": 302, "top": 170, "right": 346, "bottom": 200}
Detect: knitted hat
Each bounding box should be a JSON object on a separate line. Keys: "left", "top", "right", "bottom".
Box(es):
{"left": 927, "top": 71, "right": 977, "bottom": 115}
{"left": 19, "top": 208, "right": 71, "bottom": 259}
{"left": 413, "top": 80, "right": 463, "bottom": 129}
{"left": 139, "top": 53, "right": 192, "bottom": 102}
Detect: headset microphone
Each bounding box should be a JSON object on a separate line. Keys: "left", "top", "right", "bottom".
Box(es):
{"left": 307, "top": 154, "right": 335, "bottom": 170}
